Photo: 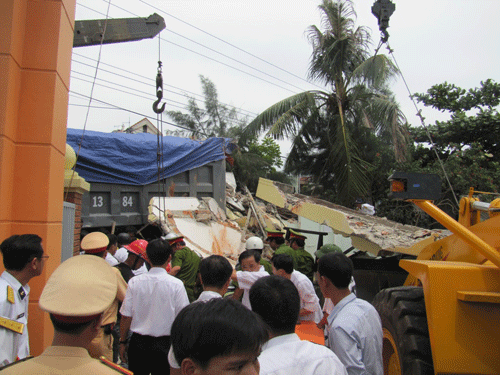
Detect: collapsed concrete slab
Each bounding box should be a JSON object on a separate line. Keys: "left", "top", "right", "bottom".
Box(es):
{"left": 148, "top": 196, "right": 244, "bottom": 263}
{"left": 256, "top": 177, "right": 449, "bottom": 256}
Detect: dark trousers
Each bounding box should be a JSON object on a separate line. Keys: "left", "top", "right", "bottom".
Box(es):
{"left": 112, "top": 322, "right": 120, "bottom": 363}
{"left": 128, "top": 333, "right": 170, "bottom": 375}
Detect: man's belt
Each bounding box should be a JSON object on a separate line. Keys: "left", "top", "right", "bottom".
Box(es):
{"left": 0, "top": 316, "right": 24, "bottom": 334}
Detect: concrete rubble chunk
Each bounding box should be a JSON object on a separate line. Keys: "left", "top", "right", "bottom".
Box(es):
{"left": 255, "top": 177, "right": 450, "bottom": 256}
{"left": 149, "top": 196, "right": 244, "bottom": 263}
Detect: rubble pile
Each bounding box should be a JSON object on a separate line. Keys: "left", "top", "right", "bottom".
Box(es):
{"left": 256, "top": 178, "right": 450, "bottom": 256}
{"left": 148, "top": 175, "right": 450, "bottom": 261}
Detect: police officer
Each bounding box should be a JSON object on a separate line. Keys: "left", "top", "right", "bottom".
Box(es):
{"left": 266, "top": 228, "right": 297, "bottom": 269}
{"left": 0, "top": 255, "right": 131, "bottom": 374}
{"left": 165, "top": 233, "right": 201, "bottom": 302}
{"left": 289, "top": 229, "right": 315, "bottom": 281}
{"left": 0, "top": 234, "right": 46, "bottom": 368}
{"left": 81, "top": 232, "right": 127, "bottom": 361}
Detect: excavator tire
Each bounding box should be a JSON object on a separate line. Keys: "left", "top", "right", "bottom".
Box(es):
{"left": 372, "top": 286, "right": 434, "bottom": 375}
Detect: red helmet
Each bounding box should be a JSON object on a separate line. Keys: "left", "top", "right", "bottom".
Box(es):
{"left": 125, "top": 239, "right": 149, "bottom": 263}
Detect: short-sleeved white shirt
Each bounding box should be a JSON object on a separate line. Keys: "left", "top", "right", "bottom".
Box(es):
{"left": 0, "top": 271, "right": 30, "bottom": 367}
{"left": 259, "top": 333, "right": 347, "bottom": 375}
{"left": 196, "top": 290, "right": 222, "bottom": 302}
{"left": 236, "top": 266, "right": 269, "bottom": 309}
{"left": 105, "top": 252, "right": 119, "bottom": 267}
{"left": 120, "top": 267, "right": 189, "bottom": 336}
{"left": 113, "top": 247, "right": 129, "bottom": 263}
{"left": 290, "top": 270, "right": 322, "bottom": 323}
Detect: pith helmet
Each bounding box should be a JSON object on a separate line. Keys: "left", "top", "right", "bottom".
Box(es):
{"left": 39, "top": 255, "right": 117, "bottom": 322}
{"left": 315, "top": 243, "right": 342, "bottom": 259}
{"left": 81, "top": 232, "right": 109, "bottom": 254}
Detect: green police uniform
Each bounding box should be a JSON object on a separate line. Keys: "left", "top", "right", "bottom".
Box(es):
{"left": 274, "top": 244, "right": 298, "bottom": 269}
{"left": 260, "top": 258, "right": 273, "bottom": 274}
{"left": 171, "top": 246, "right": 201, "bottom": 302}
{"left": 294, "top": 247, "right": 315, "bottom": 281}
{"left": 288, "top": 229, "right": 314, "bottom": 280}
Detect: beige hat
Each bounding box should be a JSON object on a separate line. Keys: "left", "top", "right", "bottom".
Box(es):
{"left": 81, "top": 232, "right": 109, "bottom": 254}
{"left": 39, "top": 255, "right": 117, "bottom": 322}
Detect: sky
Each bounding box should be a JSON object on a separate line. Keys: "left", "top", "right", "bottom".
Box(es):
{"left": 68, "top": 0, "right": 500, "bottom": 157}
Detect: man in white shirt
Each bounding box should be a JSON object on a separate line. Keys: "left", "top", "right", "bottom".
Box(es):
{"left": 104, "top": 234, "right": 119, "bottom": 266}
{"left": 317, "top": 252, "right": 383, "bottom": 375}
{"left": 113, "top": 233, "right": 132, "bottom": 264}
{"left": 119, "top": 238, "right": 189, "bottom": 375}
{"left": 0, "top": 234, "right": 46, "bottom": 368}
{"left": 169, "top": 298, "right": 268, "bottom": 374}
{"left": 230, "top": 250, "right": 269, "bottom": 309}
{"left": 196, "top": 255, "right": 232, "bottom": 302}
{"left": 250, "top": 275, "right": 347, "bottom": 375}
{"left": 271, "top": 254, "right": 322, "bottom": 323}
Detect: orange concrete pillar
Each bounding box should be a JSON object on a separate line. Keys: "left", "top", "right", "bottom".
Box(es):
{"left": 0, "top": 0, "right": 76, "bottom": 356}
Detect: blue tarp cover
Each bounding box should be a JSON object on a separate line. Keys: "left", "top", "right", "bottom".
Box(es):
{"left": 66, "top": 129, "right": 235, "bottom": 185}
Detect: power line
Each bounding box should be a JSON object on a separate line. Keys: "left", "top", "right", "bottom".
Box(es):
{"left": 69, "top": 103, "right": 122, "bottom": 109}
{"left": 67, "top": 0, "right": 113, "bottom": 202}
{"left": 75, "top": 1, "right": 321, "bottom": 96}
{"left": 72, "top": 53, "right": 259, "bottom": 117}
{"left": 160, "top": 38, "right": 299, "bottom": 94}
{"left": 164, "top": 28, "right": 307, "bottom": 93}
{"left": 70, "top": 71, "right": 248, "bottom": 127}
{"left": 71, "top": 70, "right": 188, "bottom": 108}
{"left": 137, "top": 0, "right": 326, "bottom": 90}
{"left": 386, "top": 43, "right": 460, "bottom": 208}
{"left": 71, "top": 58, "right": 257, "bottom": 119}
{"left": 69, "top": 91, "right": 210, "bottom": 137}
{"left": 79, "top": 1, "right": 317, "bottom": 93}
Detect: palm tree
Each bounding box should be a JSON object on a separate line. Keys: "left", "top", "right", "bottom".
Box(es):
{"left": 245, "top": 0, "right": 409, "bottom": 205}
{"left": 166, "top": 75, "right": 243, "bottom": 139}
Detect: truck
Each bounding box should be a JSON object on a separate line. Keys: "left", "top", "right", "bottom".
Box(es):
{"left": 256, "top": 174, "right": 500, "bottom": 374}
{"left": 66, "top": 128, "right": 234, "bottom": 233}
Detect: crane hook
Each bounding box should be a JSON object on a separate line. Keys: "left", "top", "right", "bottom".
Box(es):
{"left": 153, "top": 61, "right": 166, "bottom": 114}
{"left": 371, "top": 0, "right": 395, "bottom": 43}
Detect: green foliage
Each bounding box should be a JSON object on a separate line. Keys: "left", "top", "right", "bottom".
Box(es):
{"left": 412, "top": 79, "right": 500, "bottom": 112}
{"left": 248, "top": 137, "right": 283, "bottom": 170}
{"left": 166, "top": 75, "right": 245, "bottom": 138}
{"left": 232, "top": 134, "right": 289, "bottom": 191}
{"left": 244, "top": 0, "right": 410, "bottom": 205}
{"left": 375, "top": 80, "right": 500, "bottom": 228}
{"left": 165, "top": 75, "right": 287, "bottom": 190}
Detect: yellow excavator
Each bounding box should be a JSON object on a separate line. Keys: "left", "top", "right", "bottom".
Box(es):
{"left": 256, "top": 173, "right": 500, "bottom": 374}
{"left": 372, "top": 172, "right": 500, "bottom": 375}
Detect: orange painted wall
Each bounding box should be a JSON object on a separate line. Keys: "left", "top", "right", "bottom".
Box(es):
{"left": 0, "top": 0, "right": 76, "bottom": 356}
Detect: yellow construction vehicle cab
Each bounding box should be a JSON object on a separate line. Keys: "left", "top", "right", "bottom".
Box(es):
{"left": 373, "top": 172, "right": 500, "bottom": 375}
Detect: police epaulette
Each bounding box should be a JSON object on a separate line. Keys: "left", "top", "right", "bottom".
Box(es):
{"left": 0, "top": 356, "right": 33, "bottom": 371}
{"left": 99, "top": 357, "right": 133, "bottom": 375}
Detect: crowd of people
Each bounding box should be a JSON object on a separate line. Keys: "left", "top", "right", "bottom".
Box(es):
{"left": 0, "top": 227, "right": 383, "bottom": 375}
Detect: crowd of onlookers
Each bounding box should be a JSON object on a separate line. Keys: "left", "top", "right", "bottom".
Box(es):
{"left": 0, "top": 227, "right": 383, "bottom": 375}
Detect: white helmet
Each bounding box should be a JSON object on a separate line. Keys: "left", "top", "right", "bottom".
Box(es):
{"left": 162, "top": 232, "right": 178, "bottom": 241}
{"left": 245, "top": 236, "right": 264, "bottom": 250}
